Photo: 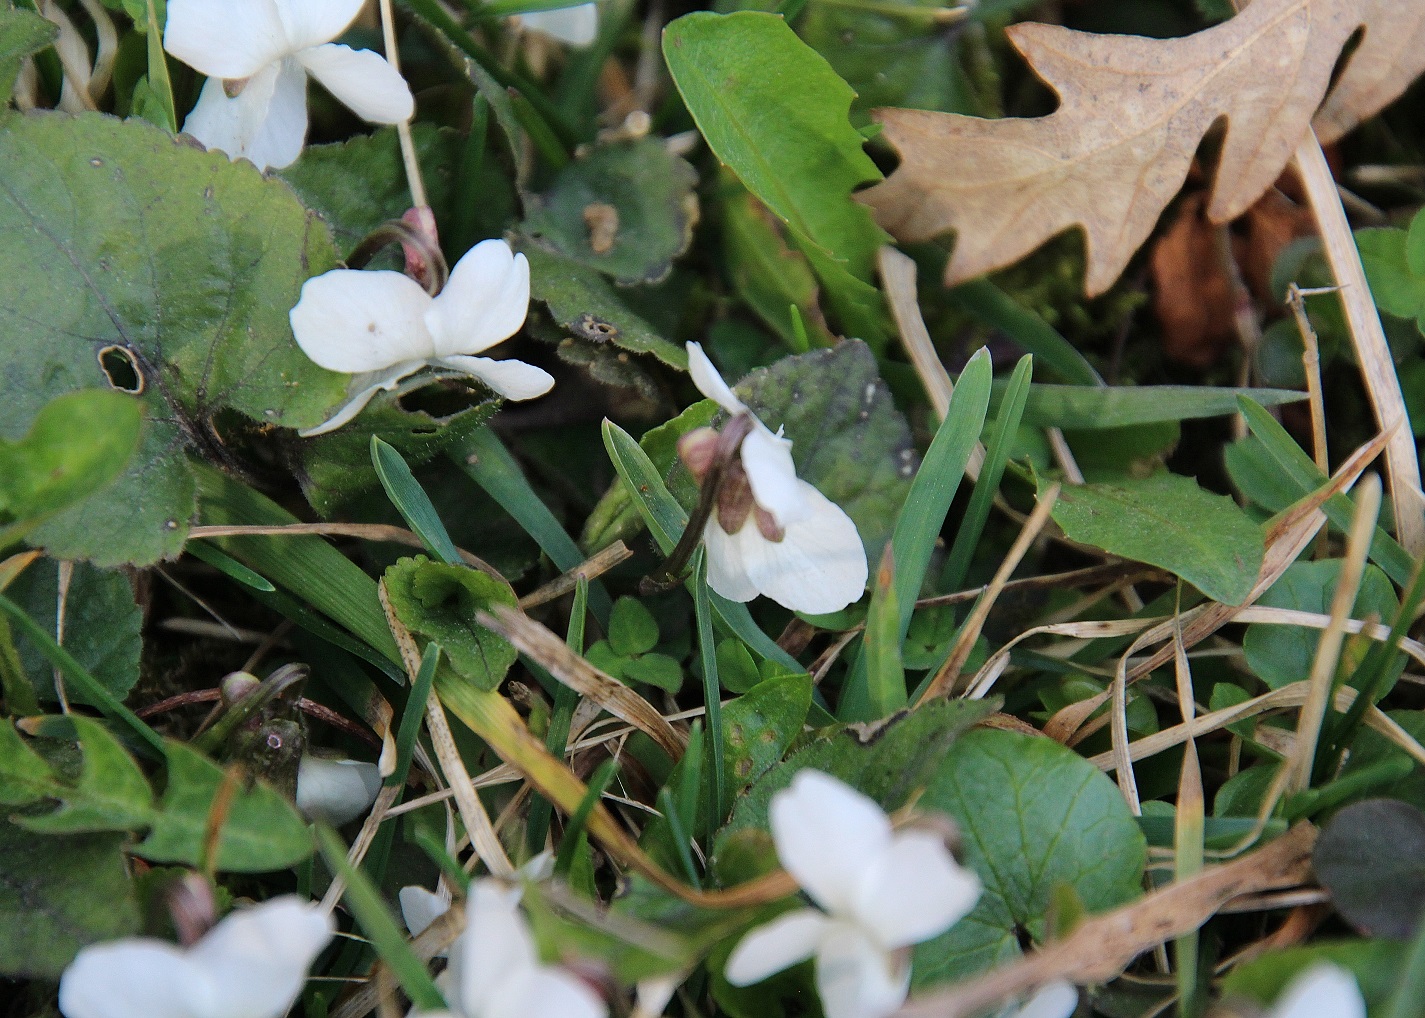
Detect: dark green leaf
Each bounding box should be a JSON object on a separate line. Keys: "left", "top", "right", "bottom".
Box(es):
{"left": 136, "top": 741, "right": 314, "bottom": 872}
{"left": 383, "top": 556, "right": 517, "bottom": 690}
{"left": 0, "top": 113, "right": 345, "bottom": 564}
{"left": 523, "top": 138, "right": 698, "bottom": 285}
{"left": 1049, "top": 473, "right": 1265, "bottom": 606}
{"left": 0, "top": 821, "right": 139, "bottom": 978}
{"left": 520, "top": 243, "right": 687, "bottom": 367}
{"left": 913, "top": 729, "right": 1147, "bottom": 985}
{"left": 663, "top": 11, "right": 890, "bottom": 345}
{"left": 732, "top": 339, "right": 918, "bottom": 560}
{"left": 17, "top": 716, "right": 152, "bottom": 834}
{"left": 1244, "top": 560, "right": 1402, "bottom": 692}
{"left": 10, "top": 560, "right": 142, "bottom": 708}
{"left": 1314, "top": 798, "right": 1425, "bottom": 938}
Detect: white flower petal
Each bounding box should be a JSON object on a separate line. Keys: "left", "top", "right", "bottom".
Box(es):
{"left": 290, "top": 269, "right": 435, "bottom": 373}
{"left": 452, "top": 882, "right": 538, "bottom": 1018}
{"left": 242, "top": 58, "right": 310, "bottom": 170}
{"left": 425, "top": 241, "right": 531, "bottom": 356}
{"left": 59, "top": 941, "right": 212, "bottom": 1018}
{"left": 814, "top": 921, "right": 909, "bottom": 1018}
{"left": 489, "top": 967, "right": 607, "bottom": 1018}
{"left": 164, "top": 0, "right": 288, "bottom": 80}
{"left": 852, "top": 830, "right": 980, "bottom": 949}
{"left": 295, "top": 756, "right": 381, "bottom": 825}
{"left": 187, "top": 897, "right": 335, "bottom": 1018}
{"left": 521, "top": 4, "right": 599, "bottom": 47}
{"left": 400, "top": 886, "right": 452, "bottom": 939}
{"left": 297, "top": 363, "right": 425, "bottom": 437}
{"left": 685, "top": 342, "right": 745, "bottom": 415}
{"left": 737, "top": 482, "right": 867, "bottom": 615}
{"left": 275, "top": 0, "right": 364, "bottom": 51}
{"left": 770, "top": 771, "right": 891, "bottom": 918}
{"left": 1271, "top": 963, "right": 1365, "bottom": 1018}
{"left": 298, "top": 44, "right": 414, "bottom": 124}
{"left": 1012, "top": 981, "right": 1079, "bottom": 1018}
{"left": 739, "top": 424, "right": 810, "bottom": 526}
{"left": 438, "top": 355, "right": 554, "bottom": 401}
{"left": 724, "top": 908, "right": 828, "bottom": 987}
{"left": 702, "top": 516, "right": 758, "bottom": 603}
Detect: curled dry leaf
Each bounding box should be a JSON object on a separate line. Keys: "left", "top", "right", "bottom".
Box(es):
{"left": 861, "top": 0, "right": 1419, "bottom": 296}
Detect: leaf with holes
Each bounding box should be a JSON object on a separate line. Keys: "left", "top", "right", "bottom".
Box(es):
{"left": 0, "top": 112, "right": 346, "bottom": 566}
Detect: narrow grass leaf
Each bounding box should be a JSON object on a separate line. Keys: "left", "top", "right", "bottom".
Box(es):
{"left": 554, "top": 758, "right": 619, "bottom": 878}
{"left": 942, "top": 353, "right": 1032, "bottom": 592}
{"left": 949, "top": 281, "right": 1100, "bottom": 386}
{"left": 693, "top": 551, "right": 727, "bottom": 833}
{"left": 372, "top": 437, "right": 462, "bottom": 567}
{"left": 187, "top": 541, "right": 276, "bottom": 592}
{"left": 861, "top": 546, "right": 907, "bottom": 719}
{"left": 316, "top": 826, "right": 447, "bottom": 1011}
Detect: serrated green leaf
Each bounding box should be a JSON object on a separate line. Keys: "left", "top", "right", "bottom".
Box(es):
{"left": 663, "top": 11, "right": 890, "bottom": 346}
{"left": 0, "top": 113, "right": 345, "bottom": 565}
{"left": 17, "top": 716, "right": 152, "bottom": 834}
{"left": 9, "top": 560, "right": 142, "bottom": 708}
{"left": 1049, "top": 472, "right": 1265, "bottom": 606}
{"left": 913, "top": 729, "right": 1147, "bottom": 985}
{"left": 523, "top": 137, "right": 698, "bottom": 285}
{"left": 520, "top": 243, "right": 687, "bottom": 367}
{"left": 279, "top": 125, "right": 466, "bottom": 252}
{"left": 0, "top": 820, "right": 139, "bottom": 978}
{"left": 0, "top": 718, "right": 57, "bottom": 805}
{"left": 383, "top": 556, "right": 517, "bottom": 690}
{"left": 136, "top": 741, "right": 313, "bottom": 872}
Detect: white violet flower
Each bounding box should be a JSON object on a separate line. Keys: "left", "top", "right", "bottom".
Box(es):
{"left": 1267, "top": 963, "right": 1365, "bottom": 1018}
{"left": 1001, "top": 981, "right": 1079, "bottom": 1018}
{"left": 724, "top": 770, "right": 981, "bottom": 1018}
{"left": 416, "top": 880, "right": 606, "bottom": 1018}
{"left": 295, "top": 754, "right": 381, "bottom": 825}
{"left": 165, "top": 0, "right": 415, "bottom": 171}
{"left": 58, "top": 895, "right": 334, "bottom": 1018}
{"left": 290, "top": 237, "right": 553, "bottom": 436}
{"left": 520, "top": 3, "right": 600, "bottom": 47}
{"left": 681, "top": 342, "right": 868, "bottom": 615}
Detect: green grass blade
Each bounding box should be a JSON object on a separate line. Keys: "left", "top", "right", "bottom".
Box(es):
{"left": 860, "top": 547, "right": 907, "bottom": 719}
{"left": 600, "top": 420, "right": 803, "bottom": 673}
{"left": 949, "top": 281, "right": 1100, "bottom": 386}
{"left": 194, "top": 465, "right": 401, "bottom": 667}
{"left": 142, "top": 0, "right": 176, "bottom": 132}
{"left": 316, "top": 826, "right": 446, "bottom": 1011}
{"left": 554, "top": 758, "right": 618, "bottom": 878}
{"left": 840, "top": 349, "right": 992, "bottom": 721}
{"left": 449, "top": 428, "right": 612, "bottom": 628}
{"left": 1238, "top": 396, "right": 1415, "bottom": 586}
{"left": 372, "top": 437, "right": 462, "bottom": 567}
{"left": 187, "top": 541, "right": 276, "bottom": 592}
{"left": 942, "top": 353, "right": 1032, "bottom": 592}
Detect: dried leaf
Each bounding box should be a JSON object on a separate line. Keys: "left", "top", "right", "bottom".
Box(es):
{"left": 1313, "top": 0, "right": 1425, "bottom": 143}
{"left": 861, "top": 0, "right": 1391, "bottom": 296}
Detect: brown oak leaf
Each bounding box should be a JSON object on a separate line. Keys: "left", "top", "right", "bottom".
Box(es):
{"left": 860, "top": 0, "right": 1412, "bottom": 296}
{"left": 1315, "top": 0, "right": 1425, "bottom": 142}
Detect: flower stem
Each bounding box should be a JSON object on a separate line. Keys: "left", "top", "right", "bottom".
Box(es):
{"left": 378, "top": 0, "right": 429, "bottom": 210}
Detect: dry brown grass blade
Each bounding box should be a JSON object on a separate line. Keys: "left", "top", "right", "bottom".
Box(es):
{"left": 1087, "top": 679, "right": 1425, "bottom": 772}
{"left": 1314, "top": 0, "right": 1425, "bottom": 142}
{"left": 189, "top": 522, "right": 504, "bottom": 577}
{"left": 861, "top": 0, "right": 1357, "bottom": 295}
{"left": 479, "top": 603, "right": 687, "bottom": 761}
{"left": 516, "top": 541, "right": 633, "bottom": 610}
{"left": 894, "top": 824, "right": 1318, "bottom": 1018}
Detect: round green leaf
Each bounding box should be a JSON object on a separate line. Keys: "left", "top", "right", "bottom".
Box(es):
{"left": 1314, "top": 798, "right": 1425, "bottom": 938}
{"left": 384, "top": 556, "right": 518, "bottom": 690}
{"left": 0, "top": 112, "right": 346, "bottom": 565}
{"left": 913, "top": 729, "right": 1147, "bottom": 986}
